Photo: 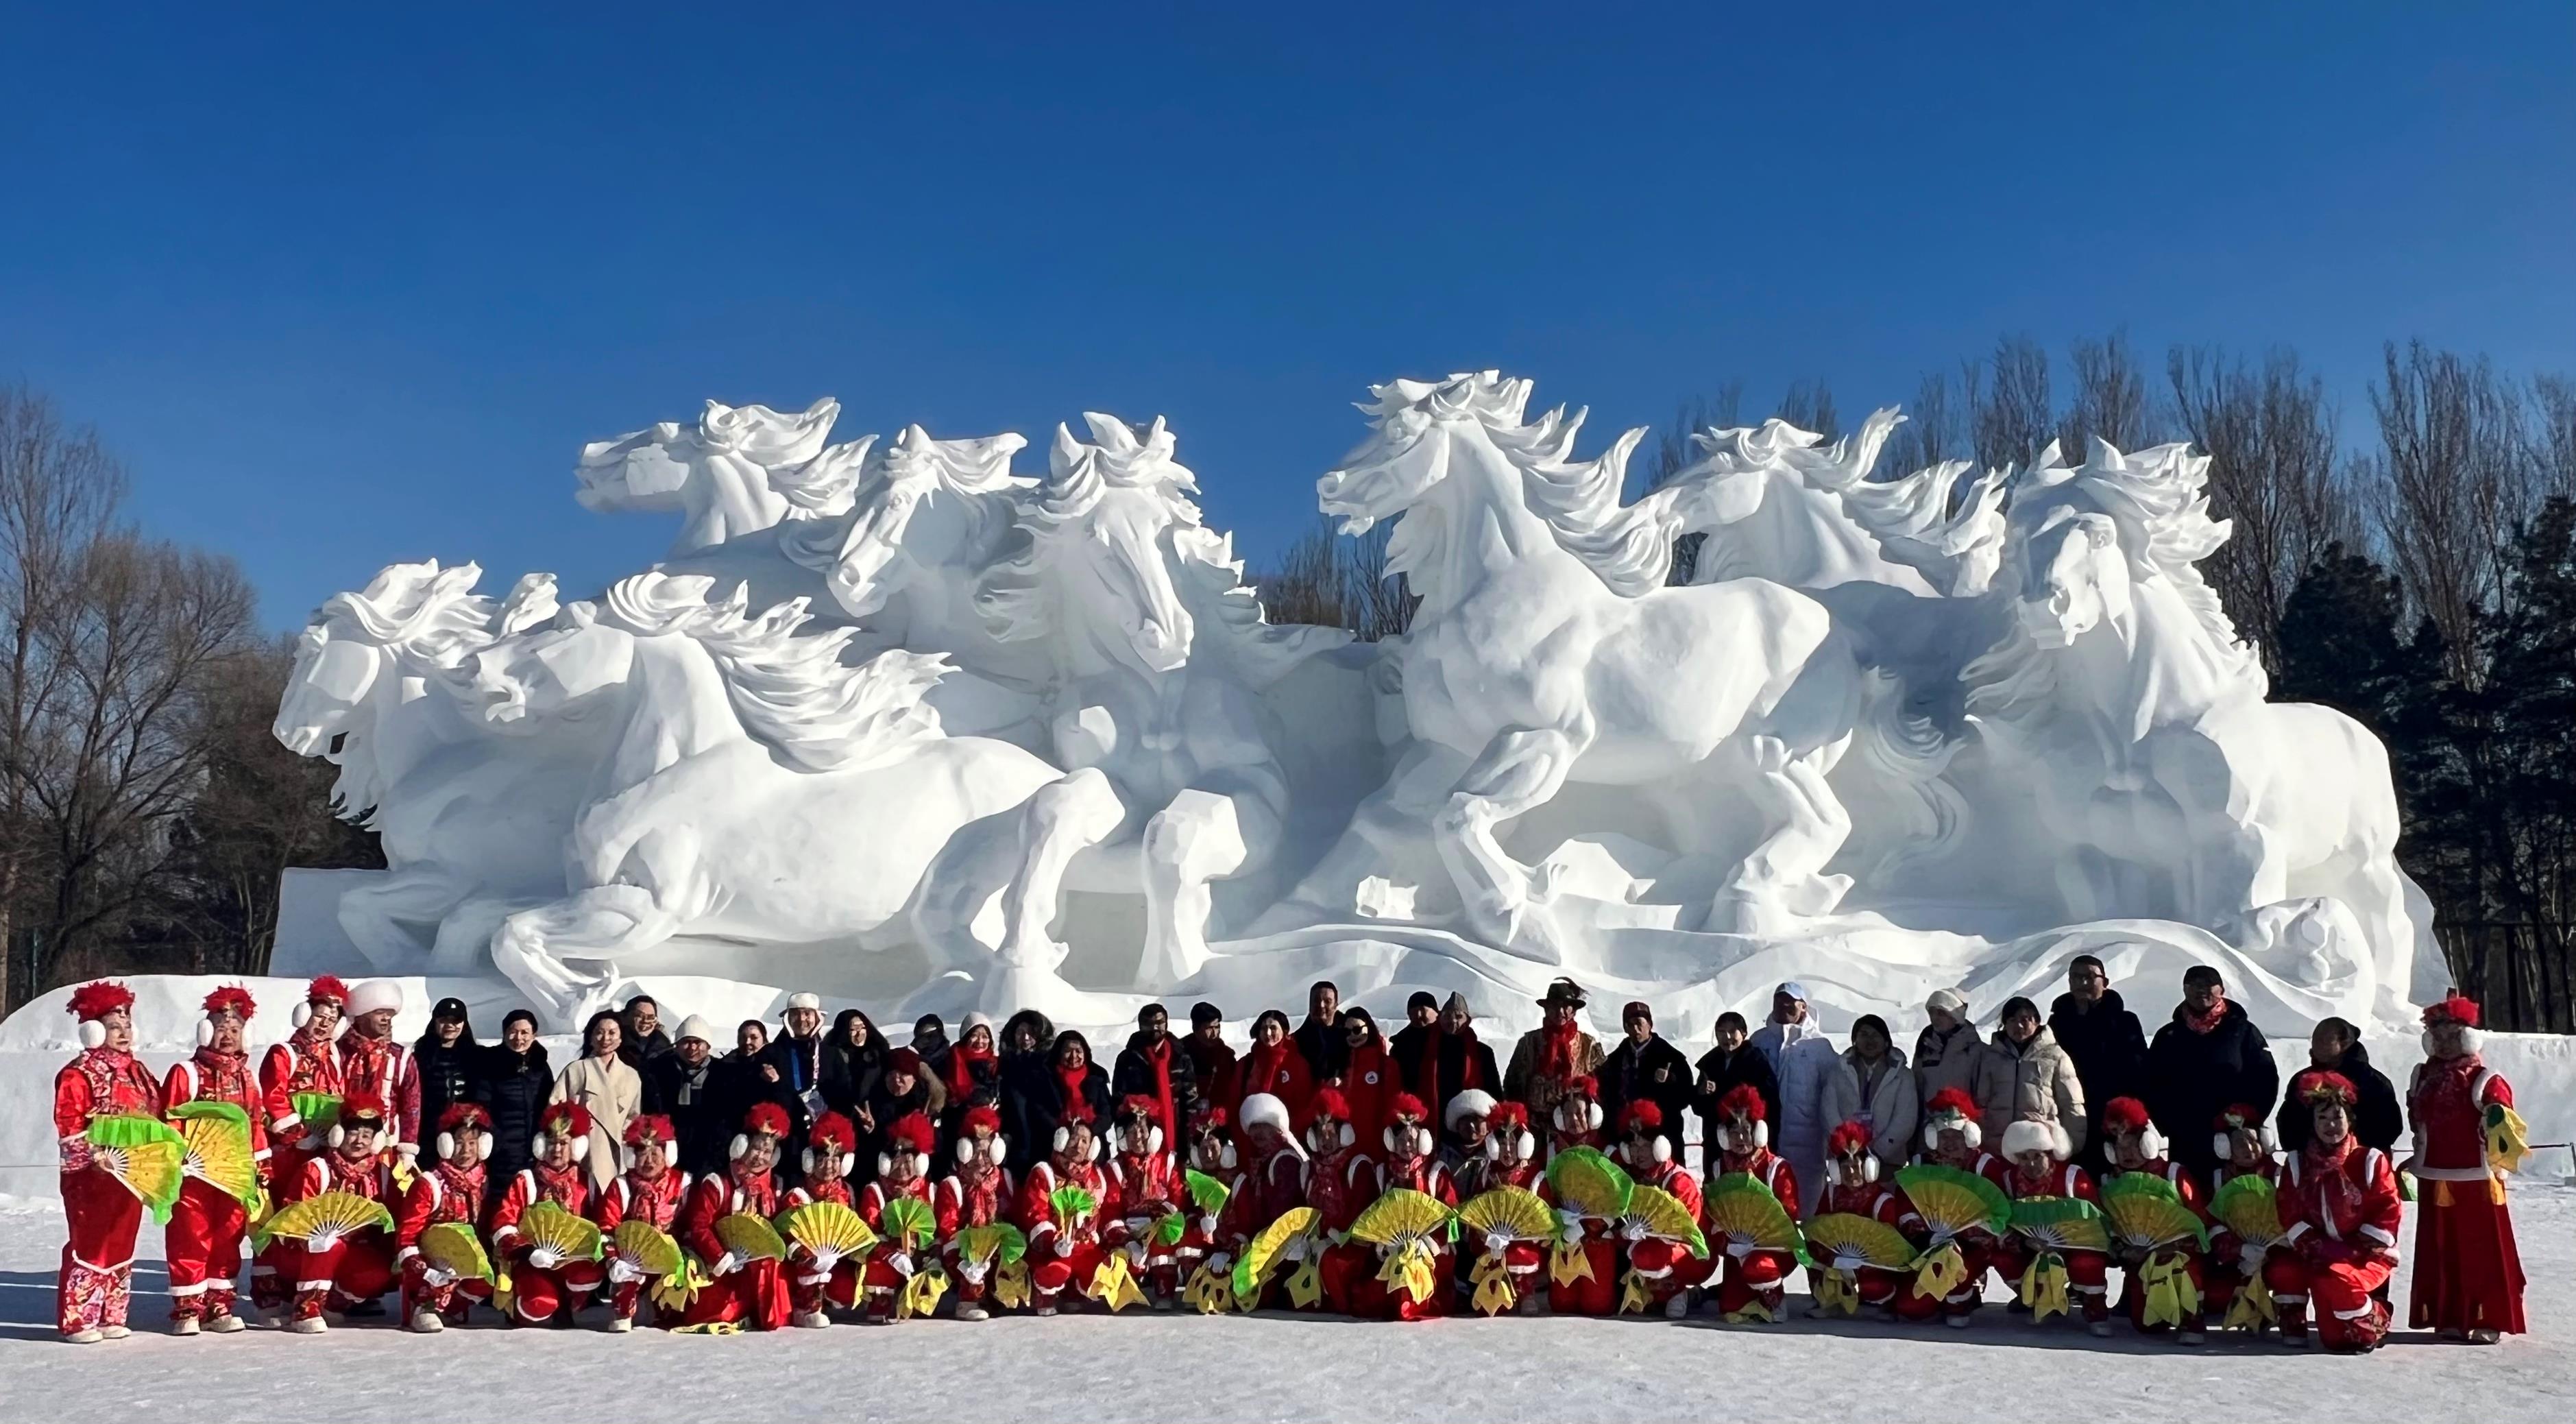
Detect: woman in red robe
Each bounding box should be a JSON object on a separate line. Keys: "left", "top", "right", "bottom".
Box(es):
{"left": 2405, "top": 994, "right": 2526, "bottom": 1341}
{"left": 53, "top": 982, "right": 164, "bottom": 1343}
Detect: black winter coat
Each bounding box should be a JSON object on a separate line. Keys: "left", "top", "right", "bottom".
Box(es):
{"left": 413, "top": 1038, "right": 478, "bottom": 1144}
{"left": 2275, "top": 1041, "right": 2403, "bottom": 1155}
{"left": 1293, "top": 1015, "right": 1350, "bottom": 1083}
{"left": 1110, "top": 1033, "right": 1200, "bottom": 1133}
{"left": 1601, "top": 1035, "right": 1695, "bottom": 1161}
{"left": 2144, "top": 1000, "right": 2279, "bottom": 1174}
{"left": 1691, "top": 1044, "right": 1782, "bottom": 1180}
{"left": 472, "top": 1043, "right": 552, "bottom": 1182}
{"left": 642, "top": 1050, "right": 729, "bottom": 1179}
{"left": 1001, "top": 1059, "right": 1112, "bottom": 1174}
{"left": 2048, "top": 989, "right": 2148, "bottom": 1167}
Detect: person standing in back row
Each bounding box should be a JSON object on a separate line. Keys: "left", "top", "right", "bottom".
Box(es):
{"left": 2144, "top": 967, "right": 2278, "bottom": 1186}
{"left": 1294, "top": 981, "right": 1350, "bottom": 1083}
{"left": 1599, "top": 1002, "right": 1692, "bottom": 1167}
{"left": 1504, "top": 978, "right": 1604, "bottom": 1131}
{"left": 2048, "top": 955, "right": 2146, "bottom": 1172}
{"left": 1751, "top": 982, "right": 1838, "bottom": 1216}
{"left": 2276, "top": 1016, "right": 2400, "bottom": 1155}
{"left": 1693, "top": 1012, "right": 1779, "bottom": 1184}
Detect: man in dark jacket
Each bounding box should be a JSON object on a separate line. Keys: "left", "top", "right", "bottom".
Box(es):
{"left": 1179, "top": 1002, "right": 1237, "bottom": 1115}
{"left": 617, "top": 994, "right": 675, "bottom": 1070}
{"left": 2276, "top": 1017, "right": 2402, "bottom": 1154}
{"left": 1110, "top": 1003, "right": 1198, "bottom": 1145}
{"left": 472, "top": 1009, "right": 552, "bottom": 1181}
{"left": 1385, "top": 991, "right": 1441, "bottom": 1096}
{"left": 2143, "top": 967, "right": 2279, "bottom": 1182}
{"left": 1692, "top": 1011, "right": 1781, "bottom": 1181}
{"left": 1293, "top": 980, "right": 1350, "bottom": 1083}
{"left": 2048, "top": 954, "right": 2148, "bottom": 1171}
{"left": 1600, "top": 1001, "right": 1694, "bottom": 1165}
{"left": 644, "top": 1015, "right": 730, "bottom": 1177}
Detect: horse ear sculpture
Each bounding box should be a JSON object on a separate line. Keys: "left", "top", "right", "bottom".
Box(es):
{"left": 266, "top": 375, "right": 2445, "bottom": 1035}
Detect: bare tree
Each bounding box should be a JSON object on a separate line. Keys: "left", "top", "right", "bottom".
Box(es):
{"left": 1968, "top": 335, "right": 2055, "bottom": 472}
{"left": 2365, "top": 341, "right": 2540, "bottom": 681}
{"left": 1254, "top": 517, "right": 1413, "bottom": 642}
{"left": 1777, "top": 379, "right": 1840, "bottom": 444}
{"left": 2534, "top": 372, "right": 2576, "bottom": 503}
{"left": 1646, "top": 383, "right": 1743, "bottom": 584}
{"left": 2168, "top": 345, "right": 2354, "bottom": 672}
{"left": 2061, "top": 331, "right": 2156, "bottom": 455}
{"left": 1884, "top": 369, "right": 1965, "bottom": 476}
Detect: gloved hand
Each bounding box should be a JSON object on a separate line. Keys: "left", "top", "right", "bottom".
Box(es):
{"left": 958, "top": 1260, "right": 988, "bottom": 1286}
{"left": 1557, "top": 1209, "right": 1586, "bottom": 1238}
{"left": 607, "top": 1257, "right": 644, "bottom": 1285}
{"left": 309, "top": 1229, "right": 342, "bottom": 1255}
{"left": 2239, "top": 1242, "right": 2268, "bottom": 1278}
{"left": 421, "top": 1265, "right": 458, "bottom": 1288}
{"left": 1052, "top": 1235, "right": 1074, "bottom": 1259}
{"left": 1620, "top": 1220, "right": 1649, "bottom": 1243}
{"left": 1125, "top": 1214, "right": 1154, "bottom": 1238}
{"left": 526, "top": 1246, "right": 562, "bottom": 1272}
{"left": 1724, "top": 1239, "right": 1752, "bottom": 1259}
{"left": 297, "top": 1131, "right": 327, "bottom": 1153}
{"left": 59, "top": 1138, "right": 95, "bottom": 1173}
{"left": 1199, "top": 1214, "right": 1221, "bottom": 1238}
{"left": 886, "top": 1251, "right": 912, "bottom": 1277}
{"left": 1123, "top": 1240, "right": 1147, "bottom": 1266}
{"left": 1374, "top": 1241, "right": 1393, "bottom": 1259}
{"left": 712, "top": 1250, "right": 746, "bottom": 1277}
{"left": 1280, "top": 1236, "right": 1309, "bottom": 1263}
{"left": 810, "top": 1246, "right": 843, "bottom": 1273}
{"left": 1205, "top": 1251, "right": 1232, "bottom": 1275}
{"left": 1484, "top": 1229, "right": 1513, "bottom": 1256}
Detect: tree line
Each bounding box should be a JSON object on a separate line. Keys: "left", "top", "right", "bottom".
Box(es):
{"left": 1255, "top": 337, "right": 2576, "bottom": 1030}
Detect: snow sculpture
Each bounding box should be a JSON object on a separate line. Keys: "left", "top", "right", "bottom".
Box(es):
{"left": 263, "top": 372, "right": 2446, "bottom": 1035}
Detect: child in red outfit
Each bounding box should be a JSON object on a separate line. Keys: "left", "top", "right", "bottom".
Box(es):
{"left": 1707, "top": 1085, "right": 1799, "bottom": 1323}
{"left": 1993, "top": 1117, "right": 2111, "bottom": 1336}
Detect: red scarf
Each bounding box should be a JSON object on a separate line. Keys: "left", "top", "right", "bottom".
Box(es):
{"left": 1243, "top": 1040, "right": 1296, "bottom": 1100}
{"left": 2182, "top": 1000, "right": 2228, "bottom": 1035}
{"left": 1538, "top": 1019, "right": 1583, "bottom": 1083}
{"left": 1414, "top": 1024, "right": 1482, "bottom": 1110}
{"left": 1137, "top": 1036, "right": 1176, "bottom": 1137}
{"left": 2305, "top": 1133, "right": 2362, "bottom": 1213}
{"left": 947, "top": 1041, "right": 995, "bottom": 1105}
{"left": 1056, "top": 1063, "right": 1091, "bottom": 1117}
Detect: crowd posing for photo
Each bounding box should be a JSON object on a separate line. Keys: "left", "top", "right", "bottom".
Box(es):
{"left": 45, "top": 962, "right": 2527, "bottom": 1353}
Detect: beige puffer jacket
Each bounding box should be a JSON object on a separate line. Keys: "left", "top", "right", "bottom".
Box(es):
{"left": 1976, "top": 1024, "right": 2089, "bottom": 1155}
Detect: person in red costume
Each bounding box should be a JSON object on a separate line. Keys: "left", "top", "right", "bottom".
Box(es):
{"left": 1993, "top": 1115, "right": 2112, "bottom": 1336}
{"left": 2098, "top": 1095, "right": 2207, "bottom": 1343}
{"left": 677, "top": 1102, "right": 793, "bottom": 1330}
{"left": 1336, "top": 1009, "right": 1396, "bottom": 1152}
{"left": 281, "top": 1091, "right": 399, "bottom": 1334}
{"left": 936, "top": 1105, "right": 1016, "bottom": 1321}
{"left": 1293, "top": 1087, "right": 1381, "bottom": 1315}
{"left": 394, "top": 1103, "right": 492, "bottom": 1331}
{"left": 594, "top": 1113, "right": 691, "bottom": 1331}
{"left": 1348, "top": 1093, "right": 1456, "bottom": 1321}
{"left": 1459, "top": 1101, "right": 1545, "bottom": 1314}
{"left": 781, "top": 1109, "right": 860, "bottom": 1326}
{"left": 1231, "top": 1010, "right": 1312, "bottom": 1122}
{"left": 2268, "top": 1070, "right": 2405, "bottom": 1352}
{"left": 2405, "top": 993, "right": 2527, "bottom": 1342}
{"left": 1896, "top": 1088, "right": 2008, "bottom": 1326}
{"left": 1614, "top": 1100, "right": 1705, "bottom": 1318}
{"left": 336, "top": 979, "right": 422, "bottom": 1157}
{"left": 53, "top": 982, "right": 164, "bottom": 1343}
{"left": 161, "top": 984, "right": 268, "bottom": 1336}
{"left": 1546, "top": 1073, "right": 1607, "bottom": 1157}
{"left": 1173, "top": 1105, "right": 1250, "bottom": 1299}
{"left": 2201, "top": 1100, "right": 2279, "bottom": 1331}
{"left": 1016, "top": 1100, "right": 1109, "bottom": 1316}
{"left": 1808, "top": 1119, "right": 1923, "bottom": 1320}
{"left": 489, "top": 1100, "right": 603, "bottom": 1325}
{"left": 1102, "top": 1095, "right": 1184, "bottom": 1309}
{"left": 1544, "top": 1076, "right": 1618, "bottom": 1317}
{"left": 254, "top": 975, "right": 347, "bottom": 1316}
{"left": 1705, "top": 1084, "right": 1799, "bottom": 1323}
{"left": 853, "top": 1111, "right": 938, "bottom": 1325}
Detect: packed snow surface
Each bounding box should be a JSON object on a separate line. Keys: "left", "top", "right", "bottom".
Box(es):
{"left": 0, "top": 1187, "right": 2571, "bottom": 1422}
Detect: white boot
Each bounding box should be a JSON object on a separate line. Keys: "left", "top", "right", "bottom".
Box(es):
{"left": 284, "top": 1315, "right": 328, "bottom": 1335}
{"left": 100, "top": 1325, "right": 130, "bottom": 1340}
{"left": 171, "top": 1316, "right": 201, "bottom": 1337}
{"left": 792, "top": 1310, "right": 830, "bottom": 1329}
{"left": 204, "top": 1312, "right": 246, "bottom": 1335}
{"left": 408, "top": 1309, "right": 445, "bottom": 1334}
{"left": 63, "top": 1328, "right": 103, "bottom": 1344}
{"left": 1665, "top": 1294, "right": 1692, "bottom": 1320}
{"left": 605, "top": 1316, "right": 633, "bottom": 1334}
{"left": 957, "top": 1303, "right": 988, "bottom": 1322}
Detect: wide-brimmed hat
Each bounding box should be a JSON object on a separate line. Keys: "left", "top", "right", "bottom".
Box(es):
{"left": 1535, "top": 978, "right": 1587, "bottom": 1009}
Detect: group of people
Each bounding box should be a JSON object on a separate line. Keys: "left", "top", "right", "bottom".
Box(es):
{"left": 48, "top": 964, "right": 2529, "bottom": 1354}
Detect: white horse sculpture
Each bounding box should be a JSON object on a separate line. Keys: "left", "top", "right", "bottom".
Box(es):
{"left": 576, "top": 398, "right": 836, "bottom": 555}
{"left": 274, "top": 560, "right": 585, "bottom": 972}
{"left": 1963, "top": 438, "right": 2436, "bottom": 1009}
{"left": 977, "top": 414, "right": 1349, "bottom": 987}
{"left": 1315, "top": 372, "right": 1883, "bottom": 949}
{"left": 471, "top": 572, "right": 1121, "bottom": 1024}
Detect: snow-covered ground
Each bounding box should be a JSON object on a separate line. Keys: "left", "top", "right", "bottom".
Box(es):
{"left": 1, "top": 1188, "right": 2572, "bottom": 1423}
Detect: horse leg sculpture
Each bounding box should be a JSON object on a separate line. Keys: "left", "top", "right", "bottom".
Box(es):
{"left": 1139, "top": 787, "right": 1272, "bottom": 988}
{"left": 489, "top": 884, "right": 672, "bottom": 1028}
{"left": 993, "top": 767, "right": 1126, "bottom": 974}
{"left": 1434, "top": 726, "right": 1582, "bottom": 960}
{"left": 1704, "top": 734, "right": 1856, "bottom": 934}
{"left": 336, "top": 867, "right": 472, "bottom": 972}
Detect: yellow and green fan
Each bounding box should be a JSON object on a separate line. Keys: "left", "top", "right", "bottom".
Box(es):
{"left": 1897, "top": 1163, "right": 2010, "bottom": 1243}
{"left": 777, "top": 1200, "right": 878, "bottom": 1259}
{"left": 2485, "top": 1102, "right": 2532, "bottom": 1175}
{"left": 716, "top": 1211, "right": 786, "bottom": 1262}
{"left": 84, "top": 1115, "right": 186, "bottom": 1226}
{"left": 169, "top": 1101, "right": 260, "bottom": 1210}
{"left": 2008, "top": 1196, "right": 2110, "bottom": 1253}
{"left": 263, "top": 1190, "right": 394, "bottom": 1247}
{"left": 954, "top": 1222, "right": 1027, "bottom": 1269}
{"left": 1156, "top": 1168, "right": 1232, "bottom": 1246}
{"left": 1231, "top": 1206, "right": 1320, "bottom": 1306}
{"left": 1544, "top": 1146, "right": 1633, "bottom": 1219}
{"left": 1617, "top": 1184, "right": 1708, "bottom": 1259}
{"left": 420, "top": 1221, "right": 494, "bottom": 1281}
{"left": 1705, "top": 1172, "right": 1803, "bottom": 1263}
{"left": 1048, "top": 1183, "right": 1098, "bottom": 1233}
{"left": 1458, "top": 1185, "right": 1555, "bottom": 1243}
{"left": 2208, "top": 1175, "right": 2286, "bottom": 1248}
{"left": 289, "top": 1091, "right": 342, "bottom": 1137}
{"left": 1805, "top": 1212, "right": 1917, "bottom": 1270}
{"left": 611, "top": 1220, "right": 686, "bottom": 1278}
{"left": 2101, "top": 1174, "right": 2207, "bottom": 1252}
{"left": 1351, "top": 1188, "right": 1458, "bottom": 1305}
{"left": 520, "top": 1201, "right": 604, "bottom": 1262}
{"left": 880, "top": 1195, "right": 937, "bottom": 1251}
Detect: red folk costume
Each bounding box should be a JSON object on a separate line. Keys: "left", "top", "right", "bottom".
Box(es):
{"left": 594, "top": 1115, "right": 691, "bottom": 1330}
{"left": 1350, "top": 1094, "right": 1458, "bottom": 1320}
{"left": 1615, "top": 1102, "right": 1707, "bottom": 1316}
{"left": 335, "top": 980, "right": 422, "bottom": 1155}
{"left": 1232, "top": 1035, "right": 1313, "bottom": 1122}
{"left": 1461, "top": 1102, "right": 1546, "bottom": 1314}
{"left": 782, "top": 1111, "right": 860, "bottom": 1321}
{"left": 2202, "top": 1102, "right": 2281, "bottom": 1326}
{"left": 160, "top": 985, "right": 269, "bottom": 1332}
{"left": 1296, "top": 1089, "right": 1382, "bottom": 1315}
{"left": 1102, "top": 1096, "right": 1186, "bottom": 1303}
{"left": 2096, "top": 1096, "right": 2207, "bottom": 1336}
{"left": 1706, "top": 1085, "right": 1799, "bottom": 1322}
{"left": 676, "top": 1103, "right": 793, "bottom": 1331}
{"left": 2405, "top": 995, "right": 2527, "bottom": 1339}
{"left": 1544, "top": 1076, "right": 1619, "bottom": 1316}
{"left": 2268, "top": 1072, "right": 2405, "bottom": 1352}
{"left": 1896, "top": 1089, "right": 2010, "bottom": 1324}
{"left": 393, "top": 1104, "right": 492, "bottom": 1329}
{"left": 1993, "top": 1119, "right": 2111, "bottom": 1331}
{"left": 1016, "top": 1102, "right": 1110, "bottom": 1314}
{"left": 1174, "top": 1107, "right": 1252, "bottom": 1292}
{"left": 253, "top": 976, "right": 348, "bottom": 1312}
{"left": 1811, "top": 1118, "right": 1923, "bottom": 1316}
{"left": 936, "top": 1106, "right": 1017, "bottom": 1320}
{"left": 852, "top": 1113, "right": 940, "bottom": 1323}
{"left": 282, "top": 1091, "right": 400, "bottom": 1330}
{"left": 489, "top": 1102, "right": 604, "bottom": 1324}
{"left": 53, "top": 982, "right": 164, "bottom": 1341}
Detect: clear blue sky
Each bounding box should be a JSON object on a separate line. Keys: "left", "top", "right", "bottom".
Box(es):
{"left": 4, "top": 3, "right": 2570, "bottom": 628}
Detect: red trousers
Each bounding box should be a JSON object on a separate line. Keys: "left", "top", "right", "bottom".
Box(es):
{"left": 681, "top": 1258, "right": 790, "bottom": 1331}
{"left": 507, "top": 1259, "right": 605, "bottom": 1323}
{"left": 1991, "top": 1243, "right": 2110, "bottom": 1322}
{"left": 2117, "top": 1251, "right": 2207, "bottom": 1331}
{"left": 2411, "top": 1185, "right": 2527, "bottom": 1336}
{"left": 1714, "top": 1248, "right": 1795, "bottom": 1316}
{"left": 1315, "top": 1242, "right": 1372, "bottom": 1315}
{"left": 1030, "top": 1242, "right": 1105, "bottom": 1310}
{"left": 401, "top": 1256, "right": 492, "bottom": 1322}
{"left": 1808, "top": 1263, "right": 1907, "bottom": 1309}
{"left": 59, "top": 1167, "right": 143, "bottom": 1336}
{"left": 1548, "top": 1238, "right": 1618, "bottom": 1315}
{"left": 1627, "top": 1238, "right": 1713, "bottom": 1307}
{"left": 1894, "top": 1240, "right": 1994, "bottom": 1321}
{"left": 289, "top": 1232, "right": 396, "bottom": 1320}
{"left": 2268, "top": 1253, "right": 2392, "bottom": 1351}
{"left": 165, "top": 1177, "right": 249, "bottom": 1320}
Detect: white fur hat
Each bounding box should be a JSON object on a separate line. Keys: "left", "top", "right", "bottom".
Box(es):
{"left": 345, "top": 980, "right": 404, "bottom": 1019}
{"left": 1240, "top": 1092, "right": 1292, "bottom": 1138}
{"left": 1444, "top": 1089, "right": 1498, "bottom": 1131}
{"left": 675, "top": 1015, "right": 719, "bottom": 1046}
{"left": 784, "top": 991, "right": 822, "bottom": 1013}
{"left": 2000, "top": 1118, "right": 2069, "bottom": 1161}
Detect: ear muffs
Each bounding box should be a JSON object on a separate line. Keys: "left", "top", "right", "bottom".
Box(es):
{"left": 1863, "top": 1155, "right": 1879, "bottom": 1183}
{"left": 438, "top": 1132, "right": 456, "bottom": 1161}
{"left": 328, "top": 1123, "right": 347, "bottom": 1149}
{"left": 1149, "top": 1126, "right": 1165, "bottom": 1156}
{"left": 1054, "top": 1126, "right": 1072, "bottom": 1154}
{"left": 956, "top": 1137, "right": 975, "bottom": 1166}
{"left": 730, "top": 1134, "right": 750, "bottom": 1161}
{"left": 1753, "top": 1120, "right": 1768, "bottom": 1149}
{"left": 2459, "top": 1026, "right": 2484, "bottom": 1054}
{"left": 568, "top": 1133, "right": 589, "bottom": 1162}
{"left": 1517, "top": 1130, "right": 1536, "bottom": 1159}
{"left": 78, "top": 1020, "right": 106, "bottom": 1050}
{"left": 1652, "top": 1135, "right": 1671, "bottom": 1164}
{"left": 293, "top": 1002, "right": 315, "bottom": 1029}
{"left": 478, "top": 1133, "right": 494, "bottom": 1163}
{"left": 1340, "top": 1123, "right": 1354, "bottom": 1149}
{"left": 1483, "top": 1134, "right": 1503, "bottom": 1161}
{"left": 197, "top": 1017, "right": 215, "bottom": 1048}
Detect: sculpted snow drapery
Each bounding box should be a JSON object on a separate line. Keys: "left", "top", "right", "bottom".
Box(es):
{"left": 275, "top": 374, "right": 2444, "bottom": 1033}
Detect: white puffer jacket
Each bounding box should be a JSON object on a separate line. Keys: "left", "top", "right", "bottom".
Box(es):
{"left": 1751, "top": 1017, "right": 1839, "bottom": 1211}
